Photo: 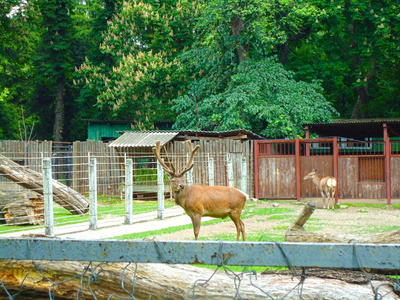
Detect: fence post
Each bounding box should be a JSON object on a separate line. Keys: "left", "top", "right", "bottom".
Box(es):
{"left": 42, "top": 158, "right": 54, "bottom": 237}
{"left": 241, "top": 155, "right": 247, "bottom": 194}
{"left": 186, "top": 153, "right": 193, "bottom": 186}
{"left": 227, "top": 154, "right": 234, "bottom": 187}
{"left": 208, "top": 154, "right": 214, "bottom": 186}
{"left": 125, "top": 159, "right": 133, "bottom": 224}
{"left": 89, "top": 158, "right": 98, "bottom": 230}
{"left": 157, "top": 161, "right": 165, "bottom": 219}
{"left": 295, "top": 137, "right": 301, "bottom": 202}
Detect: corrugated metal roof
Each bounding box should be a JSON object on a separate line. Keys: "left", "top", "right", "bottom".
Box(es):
{"left": 116, "top": 129, "right": 265, "bottom": 140}
{"left": 304, "top": 119, "right": 400, "bottom": 139}
{"left": 108, "top": 131, "right": 179, "bottom": 148}
{"left": 304, "top": 118, "right": 400, "bottom": 126}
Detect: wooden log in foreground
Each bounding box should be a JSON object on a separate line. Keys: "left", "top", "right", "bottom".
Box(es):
{"left": 0, "top": 154, "right": 89, "bottom": 215}
{"left": 285, "top": 201, "right": 400, "bottom": 244}
{"left": 0, "top": 259, "right": 397, "bottom": 299}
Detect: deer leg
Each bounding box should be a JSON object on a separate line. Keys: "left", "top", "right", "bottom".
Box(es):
{"left": 191, "top": 215, "right": 202, "bottom": 240}
{"left": 330, "top": 188, "right": 335, "bottom": 209}
{"left": 240, "top": 219, "right": 246, "bottom": 241}
{"left": 230, "top": 215, "right": 244, "bottom": 241}
{"left": 327, "top": 189, "right": 331, "bottom": 209}
{"left": 320, "top": 191, "right": 327, "bottom": 209}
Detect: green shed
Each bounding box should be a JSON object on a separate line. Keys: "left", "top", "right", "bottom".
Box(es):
{"left": 86, "top": 120, "right": 132, "bottom": 142}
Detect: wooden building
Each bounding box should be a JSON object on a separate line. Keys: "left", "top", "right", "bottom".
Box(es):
{"left": 108, "top": 129, "right": 265, "bottom": 198}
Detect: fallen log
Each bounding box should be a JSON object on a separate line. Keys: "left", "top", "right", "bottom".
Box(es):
{"left": 0, "top": 154, "right": 89, "bottom": 215}
{"left": 285, "top": 201, "right": 400, "bottom": 244}
{"left": 0, "top": 259, "right": 397, "bottom": 299}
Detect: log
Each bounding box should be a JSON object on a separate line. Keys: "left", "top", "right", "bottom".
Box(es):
{"left": 285, "top": 201, "right": 400, "bottom": 244}
{"left": 0, "top": 259, "right": 397, "bottom": 299}
{"left": 0, "top": 154, "right": 89, "bottom": 215}
{"left": 0, "top": 191, "right": 44, "bottom": 225}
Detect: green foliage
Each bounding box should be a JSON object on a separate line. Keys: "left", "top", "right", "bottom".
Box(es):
{"left": 286, "top": 0, "right": 400, "bottom": 118}
{"left": 171, "top": 0, "right": 339, "bottom": 138}
{"left": 75, "top": 0, "right": 198, "bottom": 129}
{"left": 1, "top": 0, "right": 400, "bottom": 140}
{"left": 0, "top": 89, "right": 19, "bottom": 139}
{"left": 173, "top": 57, "right": 338, "bottom": 138}
{"left": 134, "top": 168, "right": 168, "bottom": 185}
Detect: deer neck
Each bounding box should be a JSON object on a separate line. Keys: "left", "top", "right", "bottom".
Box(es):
{"left": 312, "top": 176, "right": 322, "bottom": 190}
{"left": 173, "top": 187, "right": 188, "bottom": 207}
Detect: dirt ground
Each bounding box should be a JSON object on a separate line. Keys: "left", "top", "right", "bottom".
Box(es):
{"left": 154, "top": 198, "right": 400, "bottom": 241}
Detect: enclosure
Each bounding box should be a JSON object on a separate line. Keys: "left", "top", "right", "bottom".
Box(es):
{"left": 254, "top": 136, "right": 400, "bottom": 204}
{"left": 0, "top": 140, "right": 400, "bottom": 299}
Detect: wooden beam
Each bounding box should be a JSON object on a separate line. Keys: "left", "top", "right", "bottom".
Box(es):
{"left": 383, "top": 123, "right": 391, "bottom": 206}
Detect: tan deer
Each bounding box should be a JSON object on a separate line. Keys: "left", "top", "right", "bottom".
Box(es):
{"left": 153, "top": 140, "right": 248, "bottom": 241}
{"left": 304, "top": 169, "right": 337, "bottom": 209}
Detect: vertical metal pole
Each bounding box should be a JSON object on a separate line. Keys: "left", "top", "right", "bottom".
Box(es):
{"left": 186, "top": 153, "right": 193, "bottom": 186}
{"left": 157, "top": 161, "right": 165, "bottom": 219}
{"left": 125, "top": 159, "right": 133, "bottom": 224}
{"left": 208, "top": 154, "right": 214, "bottom": 186}
{"left": 241, "top": 155, "right": 247, "bottom": 194}
{"left": 89, "top": 157, "right": 98, "bottom": 230}
{"left": 42, "top": 158, "right": 54, "bottom": 237}
{"left": 227, "top": 154, "right": 234, "bottom": 187}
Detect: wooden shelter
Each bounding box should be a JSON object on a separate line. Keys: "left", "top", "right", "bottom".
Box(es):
{"left": 108, "top": 129, "right": 264, "bottom": 197}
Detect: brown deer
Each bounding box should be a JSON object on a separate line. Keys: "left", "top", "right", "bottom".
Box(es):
{"left": 304, "top": 169, "right": 337, "bottom": 209}
{"left": 153, "top": 140, "right": 248, "bottom": 241}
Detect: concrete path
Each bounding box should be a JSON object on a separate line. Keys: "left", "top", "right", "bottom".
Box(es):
{"left": 1, "top": 206, "right": 213, "bottom": 240}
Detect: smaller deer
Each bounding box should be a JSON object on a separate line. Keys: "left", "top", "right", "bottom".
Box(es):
{"left": 153, "top": 140, "right": 248, "bottom": 241}
{"left": 304, "top": 169, "right": 337, "bottom": 209}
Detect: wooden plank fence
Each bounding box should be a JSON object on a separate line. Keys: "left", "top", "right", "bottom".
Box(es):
{"left": 254, "top": 137, "right": 400, "bottom": 204}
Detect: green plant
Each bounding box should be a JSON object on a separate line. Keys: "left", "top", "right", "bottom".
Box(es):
{"left": 134, "top": 169, "right": 169, "bottom": 185}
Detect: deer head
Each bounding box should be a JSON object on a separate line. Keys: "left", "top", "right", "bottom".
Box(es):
{"left": 304, "top": 169, "right": 318, "bottom": 181}
{"left": 152, "top": 140, "right": 200, "bottom": 192}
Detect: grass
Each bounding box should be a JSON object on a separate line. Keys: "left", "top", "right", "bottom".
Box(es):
{"left": 0, "top": 196, "right": 176, "bottom": 234}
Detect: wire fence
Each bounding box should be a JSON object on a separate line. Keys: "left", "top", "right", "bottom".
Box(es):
{"left": 0, "top": 145, "right": 250, "bottom": 236}
{"left": 0, "top": 238, "right": 399, "bottom": 299}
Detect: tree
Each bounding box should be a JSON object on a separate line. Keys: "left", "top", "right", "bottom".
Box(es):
{"left": 33, "top": 0, "right": 75, "bottom": 142}
{"left": 172, "top": 0, "right": 338, "bottom": 138}
{"left": 0, "top": 0, "right": 40, "bottom": 139}
{"left": 286, "top": 0, "right": 400, "bottom": 119}
{"left": 75, "top": 0, "right": 198, "bottom": 130}
{"left": 173, "top": 57, "right": 337, "bottom": 138}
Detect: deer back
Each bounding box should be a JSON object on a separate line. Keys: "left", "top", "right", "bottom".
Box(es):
{"left": 179, "top": 185, "right": 248, "bottom": 218}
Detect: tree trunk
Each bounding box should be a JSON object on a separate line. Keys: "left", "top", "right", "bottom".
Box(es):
{"left": 0, "top": 259, "right": 397, "bottom": 299}
{"left": 349, "top": 22, "right": 376, "bottom": 119}
{"left": 0, "top": 154, "right": 89, "bottom": 215}
{"left": 53, "top": 78, "right": 65, "bottom": 142}
{"left": 231, "top": 16, "right": 248, "bottom": 63}
{"left": 285, "top": 202, "right": 400, "bottom": 244}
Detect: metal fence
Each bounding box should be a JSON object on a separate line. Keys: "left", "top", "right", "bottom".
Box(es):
{"left": 0, "top": 238, "right": 399, "bottom": 299}
{"left": 0, "top": 150, "right": 249, "bottom": 236}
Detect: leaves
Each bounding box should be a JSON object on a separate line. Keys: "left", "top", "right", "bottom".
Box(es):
{"left": 173, "top": 57, "right": 338, "bottom": 138}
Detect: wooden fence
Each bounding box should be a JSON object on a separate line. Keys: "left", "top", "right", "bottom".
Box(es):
{"left": 0, "top": 140, "right": 253, "bottom": 199}
{"left": 254, "top": 137, "right": 400, "bottom": 204}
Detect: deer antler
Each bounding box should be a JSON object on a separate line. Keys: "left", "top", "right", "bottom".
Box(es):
{"left": 177, "top": 140, "right": 200, "bottom": 177}
{"left": 152, "top": 141, "right": 175, "bottom": 176}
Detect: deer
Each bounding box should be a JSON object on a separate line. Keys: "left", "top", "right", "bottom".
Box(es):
{"left": 304, "top": 169, "right": 337, "bottom": 209}
{"left": 153, "top": 140, "right": 248, "bottom": 241}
